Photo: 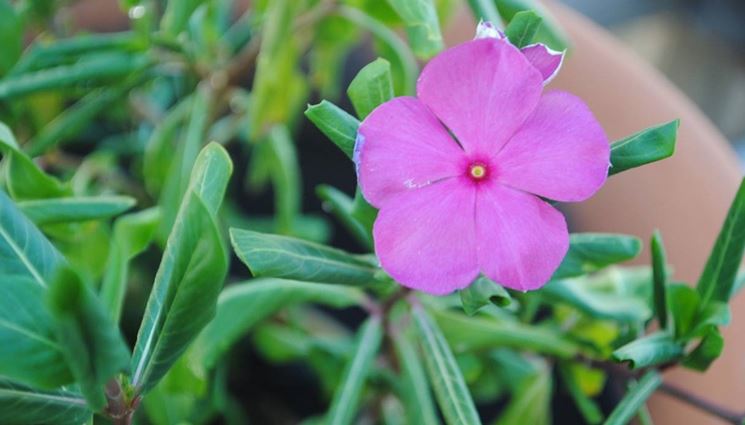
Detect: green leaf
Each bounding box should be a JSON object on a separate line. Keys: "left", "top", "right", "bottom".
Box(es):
{"left": 612, "top": 333, "right": 684, "bottom": 369}
{"left": 160, "top": 0, "right": 202, "bottom": 35}
{"left": 230, "top": 228, "right": 379, "bottom": 285}
{"left": 385, "top": 0, "right": 443, "bottom": 58}
{"left": 338, "top": 5, "right": 419, "bottom": 95}
{"left": 304, "top": 100, "right": 360, "bottom": 159}
{"left": 413, "top": 306, "right": 482, "bottom": 425}
{"left": 27, "top": 77, "right": 145, "bottom": 156}
{"left": 101, "top": 207, "right": 161, "bottom": 323}
{"left": 326, "top": 317, "right": 383, "bottom": 425}
{"left": 0, "top": 191, "right": 75, "bottom": 388}
{"left": 557, "top": 363, "right": 603, "bottom": 425}
{"left": 47, "top": 266, "right": 131, "bottom": 410}
{"left": 0, "top": 378, "right": 91, "bottom": 425}
{"left": 650, "top": 231, "right": 669, "bottom": 328}
{"left": 347, "top": 58, "right": 394, "bottom": 119}
{"left": 17, "top": 196, "right": 135, "bottom": 225}
{"left": 459, "top": 276, "right": 511, "bottom": 316}
{"left": 552, "top": 233, "right": 641, "bottom": 280}
{"left": 143, "top": 95, "right": 193, "bottom": 197}
{"left": 697, "top": 178, "right": 745, "bottom": 306}
{"left": 465, "top": 0, "right": 501, "bottom": 23}
{"left": 266, "top": 126, "right": 301, "bottom": 234}
{"left": 131, "top": 143, "right": 232, "bottom": 393}
{"left": 542, "top": 278, "right": 652, "bottom": 323}
{"left": 351, "top": 188, "right": 378, "bottom": 236}
{"left": 0, "top": 0, "right": 22, "bottom": 76}
{"left": 0, "top": 53, "right": 150, "bottom": 100}
{"left": 504, "top": 10, "right": 542, "bottom": 48}
{"left": 496, "top": 361, "right": 552, "bottom": 425}
{"left": 494, "top": 0, "right": 569, "bottom": 51}
{"left": 391, "top": 330, "right": 439, "bottom": 425}
{"left": 316, "top": 185, "right": 373, "bottom": 249}
{"left": 191, "top": 278, "right": 364, "bottom": 369}
{"left": 609, "top": 120, "right": 679, "bottom": 176}
{"left": 682, "top": 327, "right": 724, "bottom": 372}
{"left": 0, "top": 121, "right": 69, "bottom": 200}
{"left": 604, "top": 371, "right": 662, "bottom": 425}
{"left": 432, "top": 308, "right": 579, "bottom": 358}
{"left": 667, "top": 283, "right": 699, "bottom": 339}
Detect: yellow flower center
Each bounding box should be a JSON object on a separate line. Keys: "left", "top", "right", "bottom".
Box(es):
{"left": 470, "top": 164, "right": 487, "bottom": 180}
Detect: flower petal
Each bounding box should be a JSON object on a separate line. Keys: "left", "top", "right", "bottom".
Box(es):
{"left": 476, "top": 183, "right": 569, "bottom": 291}
{"left": 374, "top": 178, "right": 478, "bottom": 295}
{"left": 417, "top": 38, "right": 543, "bottom": 155}
{"left": 521, "top": 43, "right": 565, "bottom": 84}
{"left": 357, "top": 96, "right": 465, "bottom": 208}
{"left": 495, "top": 90, "right": 610, "bottom": 202}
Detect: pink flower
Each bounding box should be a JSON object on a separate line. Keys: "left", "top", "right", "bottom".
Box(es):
{"left": 355, "top": 28, "right": 610, "bottom": 295}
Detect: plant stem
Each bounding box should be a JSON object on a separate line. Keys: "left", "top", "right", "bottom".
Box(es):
{"left": 658, "top": 382, "right": 745, "bottom": 425}
{"left": 105, "top": 379, "right": 134, "bottom": 425}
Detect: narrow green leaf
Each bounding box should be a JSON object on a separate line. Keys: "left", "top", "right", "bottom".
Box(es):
{"left": 432, "top": 309, "right": 579, "bottom": 358}
{"left": 347, "top": 58, "right": 394, "bottom": 119}
{"left": 682, "top": 327, "right": 724, "bottom": 372}
{"left": 316, "top": 185, "right": 373, "bottom": 249}
{"left": 191, "top": 278, "right": 364, "bottom": 369}
{"left": 0, "top": 191, "right": 73, "bottom": 388}
{"left": 160, "top": 0, "right": 202, "bottom": 35}
{"left": 266, "top": 126, "right": 301, "bottom": 234}
{"left": 504, "top": 10, "right": 542, "bottom": 48}
{"left": 326, "top": 317, "right": 383, "bottom": 425}
{"left": 494, "top": 0, "right": 570, "bottom": 51}
{"left": 230, "top": 228, "right": 379, "bottom": 285}
{"left": 47, "top": 266, "right": 131, "bottom": 410}
{"left": 391, "top": 330, "right": 439, "bottom": 425}
{"left": 650, "top": 231, "right": 669, "bottom": 328}
{"left": 466, "top": 0, "right": 501, "bottom": 23}
{"left": 413, "top": 306, "right": 482, "bottom": 425}
{"left": 0, "top": 121, "right": 69, "bottom": 200}
{"left": 604, "top": 371, "right": 662, "bottom": 425}
{"left": 542, "top": 278, "right": 652, "bottom": 323}
{"left": 687, "top": 302, "right": 730, "bottom": 339}
{"left": 552, "top": 233, "right": 641, "bottom": 280}
{"left": 609, "top": 120, "right": 679, "bottom": 176}
{"left": 496, "top": 362, "right": 552, "bottom": 425}
{"left": 28, "top": 76, "right": 145, "bottom": 155}
{"left": 558, "top": 363, "right": 603, "bottom": 425}
{"left": 304, "top": 100, "right": 360, "bottom": 159}
{"left": 0, "top": 378, "right": 91, "bottom": 425}
{"left": 0, "top": 0, "right": 22, "bottom": 76}
{"left": 612, "top": 333, "right": 683, "bottom": 369}
{"left": 697, "top": 178, "right": 745, "bottom": 306}
{"left": 385, "top": 0, "right": 443, "bottom": 58}
{"left": 337, "top": 5, "right": 419, "bottom": 95}
{"left": 667, "top": 283, "right": 699, "bottom": 339}
{"left": 351, "top": 188, "right": 378, "bottom": 236}
{"left": 0, "top": 53, "right": 150, "bottom": 100}
{"left": 17, "top": 196, "right": 135, "bottom": 225}
{"left": 459, "top": 276, "right": 511, "bottom": 316}
{"left": 131, "top": 143, "right": 232, "bottom": 392}
{"left": 101, "top": 207, "right": 161, "bottom": 323}
{"left": 143, "top": 95, "right": 193, "bottom": 196}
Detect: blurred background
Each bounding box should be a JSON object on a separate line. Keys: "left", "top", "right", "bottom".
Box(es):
{"left": 564, "top": 0, "right": 745, "bottom": 162}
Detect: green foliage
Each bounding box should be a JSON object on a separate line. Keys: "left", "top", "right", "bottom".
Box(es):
{"left": 413, "top": 306, "right": 482, "bottom": 425}
{"left": 385, "top": 0, "right": 444, "bottom": 58}
{"left": 47, "top": 266, "right": 130, "bottom": 410}
{"left": 230, "top": 228, "right": 380, "bottom": 285}
{"left": 18, "top": 196, "right": 135, "bottom": 225}
{"left": 552, "top": 233, "right": 642, "bottom": 279}
{"left": 609, "top": 119, "right": 679, "bottom": 175}
{"left": 325, "top": 317, "right": 383, "bottom": 425}
{"left": 131, "top": 143, "right": 232, "bottom": 392}
{"left": 305, "top": 100, "right": 360, "bottom": 159}
{"left": 459, "top": 276, "right": 512, "bottom": 316}
{"left": 697, "top": 178, "right": 745, "bottom": 305}
{"left": 504, "top": 10, "right": 542, "bottom": 48}
{"left": 0, "top": 378, "right": 91, "bottom": 425}
{"left": 604, "top": 371, "right": 662, "bottom": 425}
{"left": 347, "top": 58, "right": 395, "bottom": 119}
